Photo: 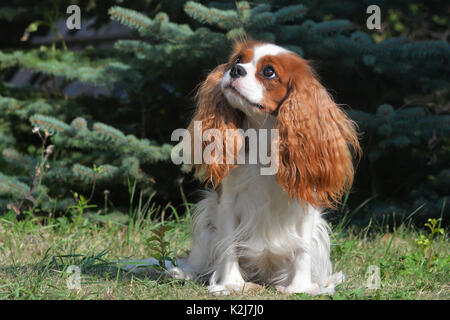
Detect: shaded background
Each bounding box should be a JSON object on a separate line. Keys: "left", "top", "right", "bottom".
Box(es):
{"left": 0, "top": 0, "right": 449, "bottom": 227}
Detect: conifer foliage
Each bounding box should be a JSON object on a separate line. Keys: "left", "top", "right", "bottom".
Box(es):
{"left": 0, "top": 1, "right": 449, "bottom": 221}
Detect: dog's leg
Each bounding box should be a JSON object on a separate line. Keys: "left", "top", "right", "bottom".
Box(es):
{"left": 168, "top": 191, "right": 218, "bottom": 280}
{"left": 276, "top": 209, "right": 321, "bottom": 295}
{"left": 207, "top": 187, "right": 246, "bottom": 295}
{"left": 207, "top": 216, "right": 245, "bottom": 295}
{"left": 168, "top": 226, "right": 213, "bottom": 281}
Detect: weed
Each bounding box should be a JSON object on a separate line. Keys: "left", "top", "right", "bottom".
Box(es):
{"left": 415, "top": 218, "right": 445, "bottom": 266}
{"left": 146, "top": 224, "right": 177, "bottom": 273}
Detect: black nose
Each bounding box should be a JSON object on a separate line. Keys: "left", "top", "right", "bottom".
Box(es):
{"left": 230, "top": 65, "right": 247, "bottom": 78}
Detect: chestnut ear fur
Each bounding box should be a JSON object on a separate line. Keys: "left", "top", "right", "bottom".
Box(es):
{"left": 187, "top": 64, "right": 243, "bottom": 187}
{"left": 275, "top": 57, "right": 361, "bottom": 208}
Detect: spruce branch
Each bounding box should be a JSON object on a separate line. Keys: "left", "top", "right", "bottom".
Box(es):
{"left": 30, "top": 114, "right": 75, "bottom": 136}
{"left": 273, "top": 4, "right": 307, "bottom": 24}
{"left": 184, "top": 1, "right": 240, "bottom": 30}
{"left": 109, "top": 6, "right": 156, "bottom": 35}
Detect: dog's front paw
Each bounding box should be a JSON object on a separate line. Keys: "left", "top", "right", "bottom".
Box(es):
{"left": 208, "top": 277, "right": 245, "bottom": 296}
{"left": 208, "top": 282, "right": 263, "bottom": 296}
{"left": 276, "top": 282, "right": 321, "bottom": 296}
{"left": 167, "top": 266, "right": 194, "bottom": 280}
{"left": 208, "top": 284, "right": 234, "bottom": 296}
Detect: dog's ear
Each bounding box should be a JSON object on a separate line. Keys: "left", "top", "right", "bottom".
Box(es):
{"left": 187, "top": 64, "right": 244, "bottom": 187}
{"left": 274, "top": 57, "right": 361, "bottom": 208}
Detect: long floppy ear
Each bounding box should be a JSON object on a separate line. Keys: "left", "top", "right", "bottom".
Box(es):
{"left": 275, "top": 58, "right": 361, "bottom": 208}
{"left": 187, "top": 64, "right": 244, "bottom": 187}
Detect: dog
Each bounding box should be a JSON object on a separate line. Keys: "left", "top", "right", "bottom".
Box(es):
{"left": 125, "top": 40, "right": 360, "bottom": 296}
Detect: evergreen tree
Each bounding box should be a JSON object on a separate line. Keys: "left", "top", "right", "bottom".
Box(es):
{"left": 107, "top": 0, "right": 450, "bottom": 222}
{"left": 0, "top": 1, "right": 448, "bottom": 223}
{"left": 0, "top": 1, "right": 173, "bottom": 213}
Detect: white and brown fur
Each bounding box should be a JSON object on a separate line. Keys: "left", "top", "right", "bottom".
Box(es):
{"left": 123, "top": 40, "right": 360, "bottom": 296}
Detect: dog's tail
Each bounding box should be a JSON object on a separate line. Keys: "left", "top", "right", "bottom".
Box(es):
{"left": 117, "top": 258, "right": 172, "bottom": 277}
{"left": 119, "top": 257, "right": 203, "bottom": 282}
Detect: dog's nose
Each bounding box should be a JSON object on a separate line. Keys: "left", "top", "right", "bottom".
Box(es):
{"left": 230, "top": 65, "right": 247, "bottom": 79}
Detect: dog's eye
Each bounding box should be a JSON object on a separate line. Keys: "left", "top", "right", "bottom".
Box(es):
{"left": 234, "top": 56, "right": 242, "bottom": 64}
{"left": 261, "top": 65, "right": 276, "bottom": 79}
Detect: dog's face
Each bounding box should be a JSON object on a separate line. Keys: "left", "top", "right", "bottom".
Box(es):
{"left": 221, "top": 41, "right": 302, "bottom": 120}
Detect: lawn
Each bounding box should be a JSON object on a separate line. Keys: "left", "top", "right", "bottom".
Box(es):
{"left": 0, "top": 202, "right": 448, "bottom": 300}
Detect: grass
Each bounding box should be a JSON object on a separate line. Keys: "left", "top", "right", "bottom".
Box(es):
{"left": 0, "top": 201, "right": 448, "bottom": 300}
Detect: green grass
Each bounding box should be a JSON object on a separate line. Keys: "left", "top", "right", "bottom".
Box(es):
{"left": 0, "top": 206, "right": 448, "bottom": 300}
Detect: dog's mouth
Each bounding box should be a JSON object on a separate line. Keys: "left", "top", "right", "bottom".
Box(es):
{"left": 225, "top": 85, "right": 265, "bottom": 111}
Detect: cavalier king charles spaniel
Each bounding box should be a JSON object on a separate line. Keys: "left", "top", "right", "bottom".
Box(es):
{"left": 127, "top": 40, "right": 360, "bottom": 296}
